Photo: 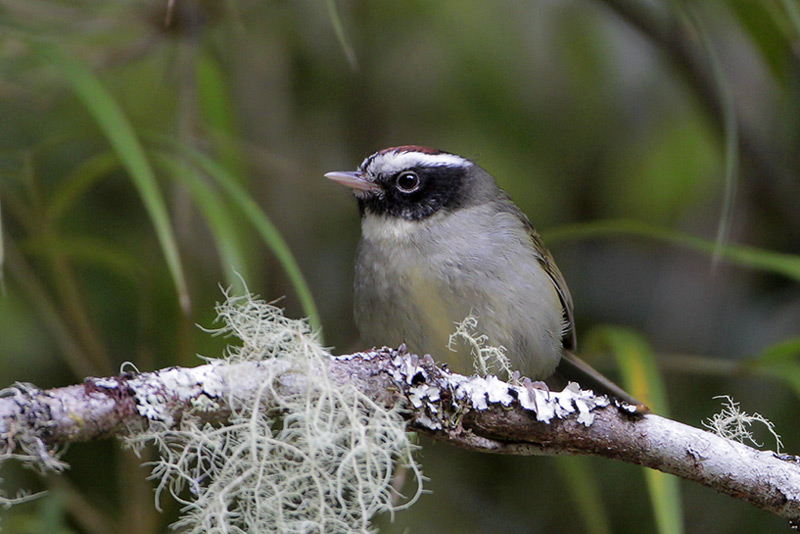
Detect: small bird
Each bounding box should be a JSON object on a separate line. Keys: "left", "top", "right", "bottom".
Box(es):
{"left": 326, "top": 145, "right": 642, "bottom": 407}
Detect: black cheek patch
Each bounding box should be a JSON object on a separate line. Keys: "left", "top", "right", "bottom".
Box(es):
{"left": 360, "top": 166, "right": 468, "bottom": 221}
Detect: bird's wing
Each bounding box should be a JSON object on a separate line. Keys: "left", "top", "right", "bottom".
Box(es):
{"left": 495, "top": 198, "right": 647, "bottom": 410}
{"left": 526, "top": 223, "right": 577, "bottom": 351}
{"left": 495, "top": 196, "right": 576, "bottom": 350}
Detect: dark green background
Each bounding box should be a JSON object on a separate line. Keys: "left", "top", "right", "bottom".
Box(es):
{"left": 1, "top": 1, "right": 799, "bottom": 532}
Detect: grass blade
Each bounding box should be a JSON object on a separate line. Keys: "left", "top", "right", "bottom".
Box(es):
{"left": 157, "top": 139, "right": 322, "bottom": 334}
{"left": 0, "top": 194, "right": 5, "bottom": 294}
{"left": 34, "top": 41, "right": 190, "bottom": 311}
{"left": 681, "top": 5, "right": 738, "bottom": 267}
{"left": 21, "top": 234, "right": 141, "bottom": 282}
{"left": 777, "top": 0, "right": 800, "bottom": 39}
{"left": 154, "top": 152, "right": 251, "bottom": 291}
{"left": 193, "top": 51, "right": 255, "bottom": 290}
{"left": 196, "top": 51, "right": 247, "bottom": 185}
{"left": 556, "top": 456, "right": 611, "bottom": 534}
{"left": 544, "top": 219, "right": 800, "bottom": 282}
{"left": 325, "top": 0, "right": 358, "bottom": 69}
{"left": 585, "top": 326, "right": 683, "bottom": 534}
{"left": 47, "top": 152, "right": 120, "bottom": 222}
{"left": 746, "top": 337, "right": 800, "bottom": 398}
{"left": 586, "top": 326, "right": 668, "bottom": 416}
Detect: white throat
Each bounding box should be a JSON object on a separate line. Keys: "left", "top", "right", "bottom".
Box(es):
{"left": 361, "top": 212, "right": 443, "bottom": 242}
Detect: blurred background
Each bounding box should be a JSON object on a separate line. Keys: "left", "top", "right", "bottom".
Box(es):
{"left": 1, "top": 0, "right": 799, "bottom": 532}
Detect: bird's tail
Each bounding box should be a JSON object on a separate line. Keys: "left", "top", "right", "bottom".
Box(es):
{"left": 553, "top": 351, "right": 650, "bottom": 414}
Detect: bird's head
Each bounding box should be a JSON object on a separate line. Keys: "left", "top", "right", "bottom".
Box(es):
{"left": 325, "top": 146, "right": 498, "bottom": 221}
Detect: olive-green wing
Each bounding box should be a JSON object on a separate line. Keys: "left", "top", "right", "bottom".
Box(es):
{"left": 527, "top": 227, "right": 576, "bottom": 351}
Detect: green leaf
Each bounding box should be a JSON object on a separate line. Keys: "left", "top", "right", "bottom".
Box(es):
{"left": 0, "top": 193, "right": 5, "bottom": 295}
{"left": 196, "top": 51, "right": 248, "bottom": 186}
{"left": 21, "top": 234, "right": 141, "bottom": 282}
{"left": 729, "top": 0, "right": 793, "bottom": 85}
{"left": 746, "top": 337, "right": 800, "bottom": 398}
{"left": 681, "top": 5, "right": 738, "bottom": 267}
{"left": 325, "top": 0, "right": 358, "bottom": 69}
{"left": 154, "top": 152, "right": 251, "bottom": 291}
{"left": 643, "top": 465, "right": 684, "bottom": 534}
{"left": 544, "top": 219, "right": 800, "bottom": 282}
{"left": 777, "top": 0, "right": 800, "bottom": 39}
{"left": 556, "top": 456, "right": 611, "bottom": 534}
{"left": 156, "top": 139, "right": 322, "bottom": 335}
{"left": 585, "top": 326, "right": 667, "bottom": 416}
{"left": 193, "top": 51, "right": 255, "bottom": 290}
{"left": 46, "top": 152, "right": 120, "bottom": 222}
{"left": 34, "top": 41, "right": 190, "bottom": 311}
{"left": 585, "top": 326, "right": 683, "bottom": 534}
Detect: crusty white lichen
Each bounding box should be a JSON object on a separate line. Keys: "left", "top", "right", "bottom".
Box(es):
{"left": 442, "top": 316, "right": 611, "bottom": 425}
{"left": 0, "top": 384, "right": 67, "bottom": 513}
{"left": 456, "top": 376, "right": 608, "bottom": 426}
{"left": 127, "top": 289, "right": 423, "bottom": 534}
{"left": 126, "top": 363, "right": 228, "bottom": 426}
{"left": 395, "top": 348, "right": 610, "bottom": 430}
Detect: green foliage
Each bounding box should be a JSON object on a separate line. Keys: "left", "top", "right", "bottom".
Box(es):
{"left": 158, "top": 140, "right": 322, "bottom": 333}
{"left": 35, "top": 41, "right": 190, "bottom": 311}
{"left": 585, "top": 326, "right": 682, "bottom": 534}
{"left": 546, "top": 219, "right": 800, "bottom": 282}
{"left": 1, "top": 0, "right": 799, "bottom": 532}
{"left": 555, "top": 456, "right": 612, "bottom": 534}
{"left": 747, "top": 338, "right": 800, "bottom": 398}
{"left": 152, "top": 152, "right": 252, "bottom": 289}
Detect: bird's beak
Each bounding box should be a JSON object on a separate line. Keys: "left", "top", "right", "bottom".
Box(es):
{"left": 324, "top": 171, "right": 381, "bottom": 192}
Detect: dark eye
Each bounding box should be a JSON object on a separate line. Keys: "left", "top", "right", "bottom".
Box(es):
{"left": 395, "top": 171, "right": 421, "bottom": 193}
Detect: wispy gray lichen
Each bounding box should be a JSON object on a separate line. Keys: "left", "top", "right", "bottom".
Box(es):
{"left": 128, "top": 289, "right": 423, "bottom": 534}
{"left": 703, "top": 395, "right": 782, "bottom": 452}
{"left": 447, "top": 314, "right": 512, "bottom": 379}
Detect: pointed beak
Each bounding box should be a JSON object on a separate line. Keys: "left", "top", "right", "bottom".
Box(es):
{"left": 324, "top": 171, "right": 381, "bottom": 192}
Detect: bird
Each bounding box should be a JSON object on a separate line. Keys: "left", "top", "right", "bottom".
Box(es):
{"left": 325, "top": 145, "right": 643, "bottom": 408}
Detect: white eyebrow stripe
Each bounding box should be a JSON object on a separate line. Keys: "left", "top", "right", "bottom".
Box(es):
{"left": 362, "top": 151, "right": 470, "bottom": 175}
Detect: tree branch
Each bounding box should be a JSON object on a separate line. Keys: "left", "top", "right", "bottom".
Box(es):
{"left": 2, "top": 348, "right": 800, "bottom": 526}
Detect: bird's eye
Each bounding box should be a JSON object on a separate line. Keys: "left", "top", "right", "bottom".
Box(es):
{"left": 395, "top": 171, "right": 421, "bottom": 193}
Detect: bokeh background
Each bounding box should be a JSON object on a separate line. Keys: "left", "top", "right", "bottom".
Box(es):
{"left": 2, "top": 0, "right": 800, "bottom": 532}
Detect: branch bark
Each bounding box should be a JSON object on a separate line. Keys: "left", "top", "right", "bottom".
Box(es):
{"left": 2, "top": 348, "right": 800, "bottom": 526}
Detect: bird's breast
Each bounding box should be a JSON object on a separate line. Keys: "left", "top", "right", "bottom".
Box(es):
{"left": 354, "top": 208, "right": 564, "bottom": 379}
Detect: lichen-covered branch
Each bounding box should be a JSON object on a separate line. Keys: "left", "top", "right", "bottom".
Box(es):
{"left": 2, "top": 347, "right": 800, "bottom": 525}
